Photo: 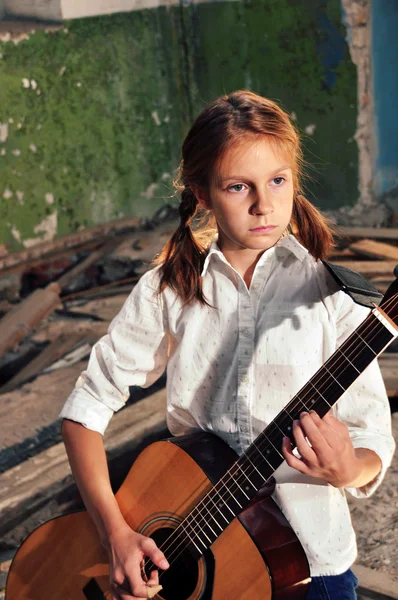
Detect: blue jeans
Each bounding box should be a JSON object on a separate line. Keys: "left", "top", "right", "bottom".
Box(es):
{"left": 306, "top": 568, "right": 359, "bottom": 600}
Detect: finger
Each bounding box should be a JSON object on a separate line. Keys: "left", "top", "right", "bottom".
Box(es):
{"left": 119, "top": 571, "right": 149, "bottom": 600}
{"left": 313, "top": 411, "right": 348, "bottom": 445}
{"left": 282, "top": 436, "right": 310, "bottom": 474}
{"left": 297, "top": 412, "right": 331, "bottom": 454}
{"left": 322, "top": 411, "right": 347, "bottom": 434}
{"left": 147, "top": 569, "right": 159, "bottom": 586}
{"left": 292, "top": 419, "right": 318, "bottom": 462}
{"left": 141, "top": 538, "right": 169, "bottom": 570}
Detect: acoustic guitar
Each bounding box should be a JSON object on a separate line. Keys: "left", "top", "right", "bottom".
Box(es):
{"left": 5, "top": 274, "right": 398, "bottom": 600}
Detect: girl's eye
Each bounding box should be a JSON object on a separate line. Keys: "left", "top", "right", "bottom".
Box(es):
{"left": 272, "top": 177, "right": 285, "bottom": 186}
{"left": 228, "top": 184, "right": 246, "bottom": 193}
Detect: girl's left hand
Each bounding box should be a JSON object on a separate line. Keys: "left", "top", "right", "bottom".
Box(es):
{"left": 281, "top": 410, "right": 362, "bottom": 488}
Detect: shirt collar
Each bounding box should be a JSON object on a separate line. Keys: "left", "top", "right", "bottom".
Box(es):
{"left": 201, "top": 234, "right": 308, "bottom": 277}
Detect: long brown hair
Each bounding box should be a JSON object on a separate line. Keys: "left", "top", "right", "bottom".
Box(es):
{"left": 156, "top": 90, "right": 335, "bottom": 304}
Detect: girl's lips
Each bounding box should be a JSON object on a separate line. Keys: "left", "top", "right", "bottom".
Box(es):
{"left": 249, "top": 225, "right": 277, "bottom": 232}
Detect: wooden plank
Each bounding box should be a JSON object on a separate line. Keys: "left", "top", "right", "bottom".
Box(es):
{"left": 62, "top": 280, "right": 138, "bottom": 303}
{"left": 332, "top": 261, "right": 396, "bottom": 277}
{"left": 0, "top": 283, "right": 61, "bottom": 359}
{"left": 349, "top": 239, "right": 398, "bottom": 262}
{"left": 0, "top": 215, "right": 141, "bottom": 273}
{"left": 327, "top": 248, "right": 357, "bottom": 260}
{"left": 378, "top": 353, "right": 398, "bottom": 363}
{"left": 56, "top": 236, "right": 125, "bottom": 289}
{"left": 337, "top": 227, "right": 398, "bottom": 241}
{"left": 0, "top": 332, "right": 91, "bottom": 394}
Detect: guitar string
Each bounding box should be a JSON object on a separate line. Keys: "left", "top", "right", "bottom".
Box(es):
{"left": 143, "top": 298, "right": 396, "bottom": 577}
{"left": 149, "top": 304, "right": 395, "bottom": 576}
{"left": 151, "top": 306, "right": 394, "bottom": 576}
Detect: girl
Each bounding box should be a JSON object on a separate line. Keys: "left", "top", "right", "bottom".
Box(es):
{"left": 61, "top": 90, "right": 395, "bottom": 600}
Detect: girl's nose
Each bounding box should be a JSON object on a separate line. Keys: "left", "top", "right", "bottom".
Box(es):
{"left": 251, "top": 190, "right": 274, "bottom": 215}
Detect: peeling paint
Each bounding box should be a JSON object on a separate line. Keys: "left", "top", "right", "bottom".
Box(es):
{"left": 11, "top": 226, "right": 22, "bottom": 243}
{"left": 151, "top": 111, "right": 161, "bottom": 126}
{"left": 0, "top": 123, "right": 8, "bottom": 143}
{"left": 23, "top": 212, "right": 58, "bottom": 248}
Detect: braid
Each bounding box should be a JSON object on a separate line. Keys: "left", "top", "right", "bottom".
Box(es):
{"left": 179, "top": 188, "right": 197, "bottom": 227}
{"left": 156, "top": 188, "right": 210, "bottom": 305}
{"left": 292, "top": 194, "right": 335, "bottom": 259}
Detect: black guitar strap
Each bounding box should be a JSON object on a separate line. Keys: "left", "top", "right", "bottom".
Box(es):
{"left": 322, "top": 260, "right": 383, "bottom": 308}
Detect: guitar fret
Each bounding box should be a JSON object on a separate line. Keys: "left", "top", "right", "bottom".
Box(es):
{"left": 263, "top": 431, "right": 284, "bottom": 460}
{"left": 354, "top": 329, "right": 377, "bottom": 354}
{"left": 206, "top": 495, "right": 230, "bottom": 525}
{"left": 338, "top": 347, "right": 361, "bottom": 373}
{"left": 235, "top": 462, "right": 258, "bottom": 491}
{"left": 308, "top": 380, "right": 331, "bottom": 408}
{"left": 213, "top": 489, "right": 236, "bottom": 517}
{"left": 243, "top": 450, "right": 268, "bottom": 482}
{"left": 230, "top": 473, "right": 250, "bottom": 501}
{"left": 323, "top": 364, "right": 346, "bottom": 391}
{"left": 294, "top": 393, "right": 309, "bottom": 413}
{"left": 272, "top": 419, "right": 286, "bottom": 437}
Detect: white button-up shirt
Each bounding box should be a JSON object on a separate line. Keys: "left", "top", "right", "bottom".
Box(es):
{"left": 60, "top": 235, "right": 395, "bottom": 577}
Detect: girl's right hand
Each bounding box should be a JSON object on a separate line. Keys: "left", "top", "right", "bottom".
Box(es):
{"left": 104, "top": 522, "right": 169, "bottom": 600}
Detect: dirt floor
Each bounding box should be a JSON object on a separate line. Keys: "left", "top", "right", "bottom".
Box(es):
{"left": 348, "top": 411, "right": 398, "bottom": 582}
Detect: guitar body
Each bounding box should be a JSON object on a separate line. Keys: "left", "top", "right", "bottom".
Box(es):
{"left": 6, "top": 432, "right": 310, "bottom": 600}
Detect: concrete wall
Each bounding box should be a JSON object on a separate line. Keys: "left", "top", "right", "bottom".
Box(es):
{"left": 2, "top": 0, "right": 226, "bottom": 21}
{"left": 3, "top": 0, "right": 62, "bottom": 21}
{"left": 372, "top": 0, "right": 398, "bottom": 215}
{"left": 0, "top": 0, "right": 358, "bottom": 251}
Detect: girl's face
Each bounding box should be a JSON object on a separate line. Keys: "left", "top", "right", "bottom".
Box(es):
{"left": 196, "top": 136, "right": 294, "bottom": 259}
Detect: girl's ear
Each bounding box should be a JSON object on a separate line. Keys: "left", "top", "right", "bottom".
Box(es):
{"left": 191, "top": 184, "right": 211, "bottom": 210}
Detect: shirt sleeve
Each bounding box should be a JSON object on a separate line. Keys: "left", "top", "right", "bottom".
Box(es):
{"left": 59, "top": 268, "right": 169, "bottom": 435}
{"left": 332, "top": 289, "right": 396, "bottom": 498}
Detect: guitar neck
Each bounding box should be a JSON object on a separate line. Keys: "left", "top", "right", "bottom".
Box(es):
{"left": 179, "top": 304, "right": 397, "bottom": 559}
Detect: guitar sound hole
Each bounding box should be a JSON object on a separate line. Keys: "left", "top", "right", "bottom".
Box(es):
{"left": 147, "top": 527, "right": 200, "bottom": 600}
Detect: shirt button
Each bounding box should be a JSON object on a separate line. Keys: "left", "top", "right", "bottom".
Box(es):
{"left": 242, "top": 375, "right": 249, "bottom": 384}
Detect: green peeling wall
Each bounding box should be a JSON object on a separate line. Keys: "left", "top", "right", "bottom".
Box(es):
{"left": 0, "top": 0, "right": 357, "bottom": 251}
